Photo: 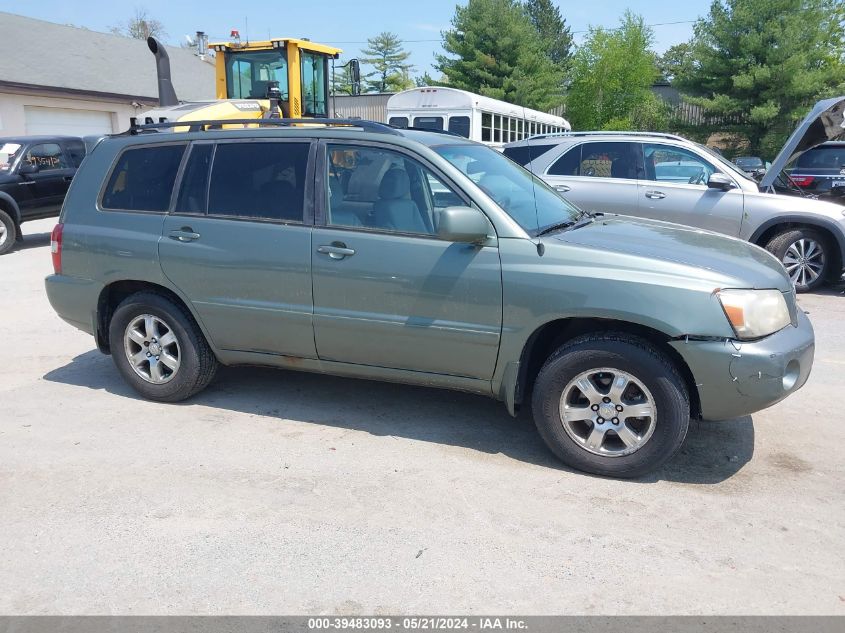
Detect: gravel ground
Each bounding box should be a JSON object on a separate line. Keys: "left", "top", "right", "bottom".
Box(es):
{"left": 1, "top": 218, "right": 843, "bottom": 615}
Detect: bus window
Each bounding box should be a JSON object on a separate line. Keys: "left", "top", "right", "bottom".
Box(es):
{"left": 414, "top": 116, "right": 444, "bottom": 130}
{"left": 481, "top": 112, "right": 492, "bottom": 142}
{"left": 448, "top": 116, "right": 470, "bottom": 138}
{"left": 389, "top": 116, "right": 409, "bottom": 129}
{"left": 493, "top": 115, "right": 501, "bottom": 143}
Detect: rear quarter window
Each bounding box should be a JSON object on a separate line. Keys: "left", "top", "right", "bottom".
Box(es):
{"left": 101, "top": 144, "right": 186, "bottom": 212}
{"left": 502, "top": 143, "right": 558, "bottom": 167}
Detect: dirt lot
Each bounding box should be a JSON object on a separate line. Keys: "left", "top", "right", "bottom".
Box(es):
{"left": 1, "top": 218, "right": 844, "bottom": 615}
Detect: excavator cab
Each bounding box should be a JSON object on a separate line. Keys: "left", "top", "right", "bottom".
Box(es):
{"left": 213, "top": 36, "right": 349, "bottom": 118}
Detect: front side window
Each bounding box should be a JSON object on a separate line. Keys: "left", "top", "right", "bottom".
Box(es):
{"left": 24, "top": 143, "right": 69, "bottom": 171}
{"left": 644, "top": 143, "right": 715, "bottom": 185}
{"left": 208, "top": 142, "right": 309, "bottom": 221}
{"left": 225, "top": 49, "right": 289, "bottom": 100}
{"left": 102, "top": 145, "right": 185, "bottom": 212}
{"left": 578, "top": 142, "right": 641, "bottom": 180}
{"left": 435, "top": 143, "right": 580, "bottom": 235}
{"left": 326, "top": 144, "right": 463, "bottom": 236}
{"left": 300, "top": 51, "right": 328, "bottom": 117}
{"left": 0, "top": 142, "right": 22, "bottom": 172}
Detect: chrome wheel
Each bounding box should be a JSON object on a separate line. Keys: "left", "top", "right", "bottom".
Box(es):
{"left": 123, "top": 314, "right": 181, "bottom": 384}
{"left": 782, "top": 238, "right": 825, "bottom": 288}
{"left": 559, "top": 368, "right": 657, "bottom": 457}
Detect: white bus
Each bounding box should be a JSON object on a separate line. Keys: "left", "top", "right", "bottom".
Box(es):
{"left": 386, "top": 87, "right": 571, "bottom": 148}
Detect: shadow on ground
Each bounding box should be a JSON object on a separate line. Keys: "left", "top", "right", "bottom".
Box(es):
{"left": 12, "top": 231, "right": 51, "bottom": 252}
{"left": 44, "top": 349, "right": 754, "bottom": 485}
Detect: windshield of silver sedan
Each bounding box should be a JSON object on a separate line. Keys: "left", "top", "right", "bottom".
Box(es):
{"left": 434, "top": 143, "right": 581, "bottom": 235}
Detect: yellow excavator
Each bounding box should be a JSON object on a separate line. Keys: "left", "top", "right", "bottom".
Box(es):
{"left": 135, "top": 33, "right": 360, "bottom": 130}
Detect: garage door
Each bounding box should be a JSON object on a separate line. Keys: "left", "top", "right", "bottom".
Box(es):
{"left": 24, "top": 106, "right": 114, "bottom": 136}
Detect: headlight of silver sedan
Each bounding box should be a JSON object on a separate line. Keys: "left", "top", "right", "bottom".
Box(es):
{"left": 717, "top": 289, "right": 792, "bottom": 340}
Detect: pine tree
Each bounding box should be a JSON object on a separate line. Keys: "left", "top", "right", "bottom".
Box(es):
{"left": 524, "top": 0, "right": 573, "bottom": 67}
{"left": 435, "top": 0, "right": 563, "bottom": 110}
{"left": 360, "top": 32, "right": 415, "bottom": 93}
{"left": 674, "top": 0, "right": 845, "bottom": 156}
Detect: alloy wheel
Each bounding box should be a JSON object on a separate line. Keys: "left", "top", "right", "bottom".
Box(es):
{"left": 782, "top": 238, "right": 825, "bottom": 288}
{"left": 559, "top": 368, "right": 657, "bottom": 457}
{"left": 123, "top": 314, "right": 181, "bottom": 384}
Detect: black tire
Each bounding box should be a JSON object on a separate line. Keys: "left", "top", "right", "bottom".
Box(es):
{"left": 0, "top": 209, "right": 16, "bottom": 255}
{"left": 531, "top": 333, "right": 690, "bottom": 478}
{"left": 108, "top": 292, "right": 218, "bottom": 402}
{"left": 765, "top": 228, "right": 833, "bottom": 292}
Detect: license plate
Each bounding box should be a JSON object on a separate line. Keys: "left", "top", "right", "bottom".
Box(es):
{"left": 833, "top": 181, "right": 845, "bottom": 188}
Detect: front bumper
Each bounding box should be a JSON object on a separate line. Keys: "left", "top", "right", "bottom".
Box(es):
{"left": 670, "top": 309, "right": 815, "bottom": 421}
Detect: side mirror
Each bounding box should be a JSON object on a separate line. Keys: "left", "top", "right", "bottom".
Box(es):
{"left": 707, "top": 173, "right": 734, "bottom": 191}
{"left": 349, "top": 59, "right": 361, "bottom": 96}
{"left": 437, "top": 206, "right": 490, "bottom": 244}
{"left": 18, "top": 162, "right": 38, "bottom": 176}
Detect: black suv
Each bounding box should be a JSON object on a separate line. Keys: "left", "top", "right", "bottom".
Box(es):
{"left": 0, "top": 135, "right": 86, "bottom": 255}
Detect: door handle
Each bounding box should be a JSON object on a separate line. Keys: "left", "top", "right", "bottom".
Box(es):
{"left": 317, "top": 243, "right": 355, "bottom": 259}
{"left": 168, "top": 227, "right": 201, "bottom": 242}
{"left": 645, "top": 190, "right": 666, "bottom": 199}
{"left": 554, "top": 184, "right": 571, "bottom": 193}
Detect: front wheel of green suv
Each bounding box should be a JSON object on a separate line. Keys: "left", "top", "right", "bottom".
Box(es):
{"left": 531, "top": 333, "right": 690, "bottom": 478}
{"left": 109, "top": 292, "right": 218, "bottom": 402}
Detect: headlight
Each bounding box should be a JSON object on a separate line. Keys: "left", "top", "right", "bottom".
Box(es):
{"left": 717, "top": 289, "right": 791, "bottom": 339}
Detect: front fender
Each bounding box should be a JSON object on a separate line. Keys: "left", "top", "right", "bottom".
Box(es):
{"left": 0, "top": 191, "right": 21, "bottom": 223}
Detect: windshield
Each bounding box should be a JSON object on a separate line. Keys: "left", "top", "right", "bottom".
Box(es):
{"left": 0, "top": 142, "right": 22, "bottom": 172}
{"left": 735, "top": 157, "right": 763, "bottom": 169}
{"left": 225, "top": 49, "right": 289, "bottom": 100}
{"left": 434, "top": 143, "right": 580, "bottom": 234}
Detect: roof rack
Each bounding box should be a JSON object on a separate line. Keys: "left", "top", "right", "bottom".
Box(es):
{"left": 525, "top": 130, "right": 689, "bottom": 142}
{"left": 122, "top": 117, "right": 402, "bottom": 136}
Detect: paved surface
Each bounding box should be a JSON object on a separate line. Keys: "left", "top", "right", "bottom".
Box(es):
{"left": 1, "top": 218, "right": 844, "bottom": 615}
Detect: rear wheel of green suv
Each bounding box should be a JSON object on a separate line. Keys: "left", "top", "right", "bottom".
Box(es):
{"left": 109, "top": 292, "right": 218, "bottom": 402}
{"left": 531, "top": 333, "right": 690, "bottom": 478}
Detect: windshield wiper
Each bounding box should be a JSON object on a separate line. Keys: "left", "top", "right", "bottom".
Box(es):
{"left": 537, "top": 214, "right": 594, "bottom": 237}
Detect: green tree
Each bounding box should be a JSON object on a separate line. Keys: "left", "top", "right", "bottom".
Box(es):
{"left": 657, "top": 43, "right": 693, "bottom": 83}
{"left": 414, "top": 71, "right": 440, "bottom": 87}
{"left": 436, "top": 0, "right": 564, "bottom": 110}
{"left": 360, "top": 32, "right": 415, "bottom": 93}
{"left": 109, "top": 8, "right": 167, "bottom": 40}
{"left": 332, "top": 60, "right": 356, "bottom": 96}
{"left": 675, "top": 0, "right": 845, "bottom": 157}
{"left": 565, "top": 12, "right": 665, "bottom": 130}
{"left": 524, "top": 0, "right": 573, "bottom": 67}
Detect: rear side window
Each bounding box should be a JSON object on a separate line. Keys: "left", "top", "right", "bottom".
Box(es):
{"left": 64, "top": 141, "right": 86, "bottom": 168}
{"left": 175, "top": 144, "right": 214, "bottom": 214}
{"left": 208, "top": 142, "right": 309, "bottom": 222}
{"left": 502, "top": 143, "right": 558, "bottom": 167}
{"left": 548, "top": 146, "right": 581, "bottom": 175}
{"left": 101, "top": 145, "right": 185, "bottom": 211}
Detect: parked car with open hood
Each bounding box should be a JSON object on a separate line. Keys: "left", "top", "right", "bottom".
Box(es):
{"left": 504, "top": 96, "right": 845, "bottom": 292}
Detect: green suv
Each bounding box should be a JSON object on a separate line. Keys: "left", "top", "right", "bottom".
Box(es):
{"left": 45, "top": 120, "right": 815, "bottom": 478}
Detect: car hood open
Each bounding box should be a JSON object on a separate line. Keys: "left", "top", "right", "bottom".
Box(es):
{"left": 760, "top": 95, "right": 845, "bottom": 188}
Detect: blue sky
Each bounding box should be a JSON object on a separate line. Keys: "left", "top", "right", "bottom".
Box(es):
{"left": 1, "top": 1, "right": 703, "bottom": 75}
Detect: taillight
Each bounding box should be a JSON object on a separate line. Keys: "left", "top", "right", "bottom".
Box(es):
{"left": 51, "top": 223, "right": 63, "bottom": 274}
{"left": 790, "top": 175, "right": 814, "bottom": 187}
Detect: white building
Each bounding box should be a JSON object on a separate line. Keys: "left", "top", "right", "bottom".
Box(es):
{"left": 0, "top": 12, "right": 215, "bottom": 137}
